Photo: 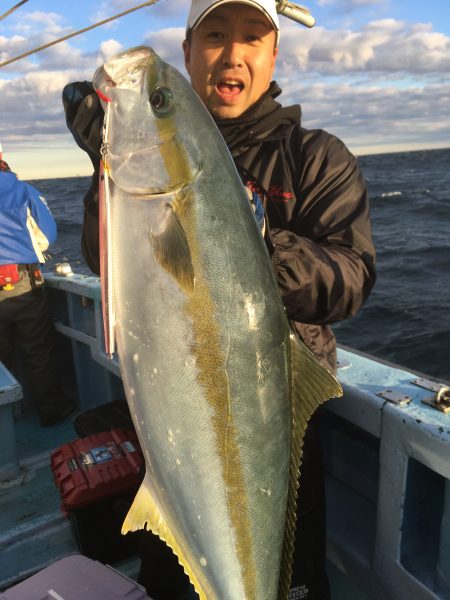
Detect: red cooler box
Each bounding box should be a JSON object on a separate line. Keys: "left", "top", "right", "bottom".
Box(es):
{"left": 51, "top": 429, "right": 144, "bottom": 562}
{"left": 0, "top": 554, "right": 151, "bottom": 599}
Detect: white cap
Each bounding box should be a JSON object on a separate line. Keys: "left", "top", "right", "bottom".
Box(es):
{"left": 187, "top": 0, "right": 280, "bottom": 44}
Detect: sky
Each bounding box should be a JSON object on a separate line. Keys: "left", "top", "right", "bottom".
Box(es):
{"left": 0, "top": 0, "right": 449, "bottom": 179}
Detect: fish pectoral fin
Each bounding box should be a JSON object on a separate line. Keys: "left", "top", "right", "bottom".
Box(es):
{"left": 278, "top": 333, "right": 343, "bottom": 600}
{"left": 150, "top": 203, "right": 194, "bottom": 293}
{"left": 122, "top": 475, "right": 212, "bottom": 600}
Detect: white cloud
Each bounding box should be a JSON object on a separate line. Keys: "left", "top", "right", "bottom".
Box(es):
{"left": 99, "top": 39, "right": 124, "bottom": 62}
{"left": 278, "top": 18, "right": 450, "bottom": 76}
{"left": 273, "top": 17, "right": 450, "bottom": 152}
{"left": 144, "top": 27, "right": 187, "bottom": 73}
{"left": 10, "top": 11, "right": 68, "bottom": 35}
{"left": 90, "top": 0, "right": 189, "bottom": 28}
{"left": 1, "top": 8, "right": 448, "bottom": 177}
{"left": 0, "top": 71, "right": 72, "bottom": 157}
{"left": 278, "top": 79, "right": 450, "bottom": 152}
{"left": 0, "top": 34, "right": 35, "bottom": 72}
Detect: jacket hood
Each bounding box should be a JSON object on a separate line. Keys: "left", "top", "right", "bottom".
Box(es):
{"left": 0, "top": 171, "right": 18, "bottom": 188}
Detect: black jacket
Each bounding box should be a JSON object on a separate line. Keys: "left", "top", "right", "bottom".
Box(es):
{"left": 63, "top": 81, "right": 375, "bottom": 372}
{"left": 216, "top": 83, "right": 376, "bottom": 371}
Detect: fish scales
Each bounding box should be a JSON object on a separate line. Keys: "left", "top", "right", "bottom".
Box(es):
{"left": 94, "top": 46, "right": 341, "bottom": 600}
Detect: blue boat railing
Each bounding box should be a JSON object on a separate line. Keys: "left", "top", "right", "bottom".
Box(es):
{"left": 1, "top": 270, "right": 449, "bottom": 599}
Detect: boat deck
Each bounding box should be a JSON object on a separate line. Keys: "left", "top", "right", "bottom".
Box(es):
{"left": 0, "top": 409, "right": 77, "bottom": 587}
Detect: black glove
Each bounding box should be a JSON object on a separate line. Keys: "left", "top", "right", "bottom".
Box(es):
{"left": 63, "top": 82, "right": 104, "bottom": 274}
{"left": 62, "top": 81, "right": 104, "bottom": 168}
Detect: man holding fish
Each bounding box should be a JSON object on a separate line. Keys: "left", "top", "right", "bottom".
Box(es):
{"left": 63, "top": 1, "right": 375, "bottom": 598}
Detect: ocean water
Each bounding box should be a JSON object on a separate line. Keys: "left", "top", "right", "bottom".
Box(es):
{"left": 30, "top": 147, "right": 450, "bottom": 381}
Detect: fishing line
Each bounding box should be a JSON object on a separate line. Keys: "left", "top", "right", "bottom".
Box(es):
{"left": 0, "top": 0, "right": 162, "bottom": 69}
{"left": 0, "top": 0, "right": 29, "bottom": 23}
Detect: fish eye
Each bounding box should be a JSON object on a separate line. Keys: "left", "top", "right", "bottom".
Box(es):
{"left": 150, "top": 87, "right": 173, "bottom": 115}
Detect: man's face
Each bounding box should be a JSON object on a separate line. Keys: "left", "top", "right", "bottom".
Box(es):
{"left": 183, "top": 3, "right": 278, "bottom": 119}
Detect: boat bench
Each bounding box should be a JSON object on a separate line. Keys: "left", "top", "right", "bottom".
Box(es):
{"left": 0, "top": 361, "right": 22, "bottom": 480}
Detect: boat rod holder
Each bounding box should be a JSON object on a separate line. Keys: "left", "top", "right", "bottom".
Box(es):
{"left": 276, "top": 0, "right": 316, "bottom": 28}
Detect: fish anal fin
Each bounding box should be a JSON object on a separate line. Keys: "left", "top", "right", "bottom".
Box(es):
{"left": 121, "top": 476, "right": 164, "bottom": 535}
{"left": 150, "top": 203, "right": 194, "bottom": 293}
{"left": 278, "top": 333, "right": 343, "bottom": 599}
{"left": 122, "top": 476, "right": 213, "bottom": 600}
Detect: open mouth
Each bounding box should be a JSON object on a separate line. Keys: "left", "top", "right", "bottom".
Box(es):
{"left": 217, "top": 79, "right": 244, "bottom": 97}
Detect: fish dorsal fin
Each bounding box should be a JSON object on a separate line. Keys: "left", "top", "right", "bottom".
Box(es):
{"left": 277, "top": 333, "right": 343, "bottom": 600}
{"left": 150, "top": 202, "right": 194, "bottom": 293}
{"left": 122, "top": 475, "right": 213, "bottom": 600}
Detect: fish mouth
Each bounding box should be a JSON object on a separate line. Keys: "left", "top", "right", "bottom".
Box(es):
{"left": 94, "top": 46, "right": 155, "bottom": 93}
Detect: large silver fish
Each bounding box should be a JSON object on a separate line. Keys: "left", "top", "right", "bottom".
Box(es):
{"left": 94, "top": 46, "right": 342, "bottom": 600}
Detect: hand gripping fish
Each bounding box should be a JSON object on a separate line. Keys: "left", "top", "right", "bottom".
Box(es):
{"left": 94, "top": 46, "right": 342, "bottom": 600}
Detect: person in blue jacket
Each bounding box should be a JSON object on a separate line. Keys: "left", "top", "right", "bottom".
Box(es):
{"left": 0, "top": 158, "right": 75, "bottom": 426}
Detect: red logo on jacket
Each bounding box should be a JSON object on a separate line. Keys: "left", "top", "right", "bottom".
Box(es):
{"left": 245, "top": 179, "right": 293, "bottom": 205}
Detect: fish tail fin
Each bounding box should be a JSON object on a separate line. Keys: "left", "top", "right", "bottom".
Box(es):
{"left": 278, "top": 333, "right": 343, "bottom": 600}
{"left": 122, "top": 475, "right": 212, "bottom": 600}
